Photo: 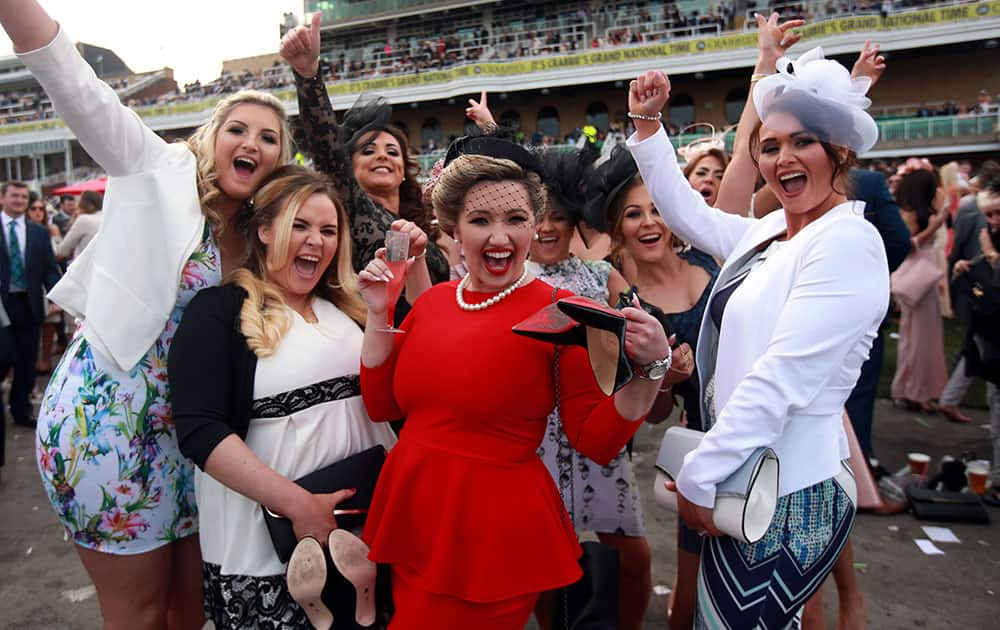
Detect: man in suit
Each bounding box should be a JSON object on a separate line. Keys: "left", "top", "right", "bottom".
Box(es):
{"left": 0, "top": 181, "right": 61, "bottom": 473}
{"left": 843, "top": 168, "right": 912, "bottom": 460}
{"left": 51, "top": 193, "right": 75, "bottom": 237}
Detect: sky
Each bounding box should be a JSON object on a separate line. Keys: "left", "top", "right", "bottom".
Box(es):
{"left": 0, "top": 0, "right": 304, "bottom": 85}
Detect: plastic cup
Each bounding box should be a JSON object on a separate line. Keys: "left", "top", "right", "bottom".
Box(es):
{"left": 908, "top": 452, "right": 931, "bottom": 476}
{"left": 966, "top": 459, "right": 990, "bottom": 495}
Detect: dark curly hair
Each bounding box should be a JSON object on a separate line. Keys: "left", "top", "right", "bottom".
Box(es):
{"left": 352, "top": 124, "right": 435, "bottom": 238}
{"left": 749, "top": 90, "right": 856, "bottom": 198}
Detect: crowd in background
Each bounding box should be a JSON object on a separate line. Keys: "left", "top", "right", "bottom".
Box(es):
{"left": 1, "top": 0, "right": 993, "bottom": 125}
{"left": 0, "top": 2, "right": 999, "bottom": 629}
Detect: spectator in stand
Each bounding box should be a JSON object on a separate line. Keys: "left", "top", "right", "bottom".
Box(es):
{"left": 977, "top": 89, "right": 997, "bottom": 115}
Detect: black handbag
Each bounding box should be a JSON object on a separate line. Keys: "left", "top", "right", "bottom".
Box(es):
{"left": 906, "top": 486, "right": 990, "bottom": 525}
{"left": 552, "top": 338, "right": 620, "bottom": 630}
{"left": 261, "top": 445, "right": 387, "bottom": 563}
{"left": 554, "top": 541, "right": 619, "bottom": 630}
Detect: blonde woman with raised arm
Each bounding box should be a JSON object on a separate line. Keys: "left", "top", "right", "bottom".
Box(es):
{"left": 0, "top": 2, "right": 290, "bottom": 627}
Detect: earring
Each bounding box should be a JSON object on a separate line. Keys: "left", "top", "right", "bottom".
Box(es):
{"left": 533, "top": 233, "right": 540, "bottom": 240}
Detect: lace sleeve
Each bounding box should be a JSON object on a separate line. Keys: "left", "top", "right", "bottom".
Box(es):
{"left": 293, "top": 64, "right": 349, "bottom": 190}
{"left": 347, "top": 195, "right": 450, "bottom": 284}
{"left": 347, "top": 195, "right": 392, "bottom": 273}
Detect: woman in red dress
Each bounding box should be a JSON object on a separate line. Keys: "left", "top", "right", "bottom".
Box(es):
{"left": 356, "top": 138, "right": 677, "bottom": 628}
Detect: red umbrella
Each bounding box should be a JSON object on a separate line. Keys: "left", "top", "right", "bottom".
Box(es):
{"left": 51, "top": 177, "right": 108, "bottom": 196}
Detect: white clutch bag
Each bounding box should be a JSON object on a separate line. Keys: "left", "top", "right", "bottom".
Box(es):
{"left": 654, "top": 426, "right": 780, "bottom": 544}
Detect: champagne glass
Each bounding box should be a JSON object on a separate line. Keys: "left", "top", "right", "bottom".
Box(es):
{"left": 378, "top": 230, "right": 409, "bottom": 333}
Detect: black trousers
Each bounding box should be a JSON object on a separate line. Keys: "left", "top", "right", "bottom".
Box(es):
{"left": 844, "top": 328, "right": 885, "bottom": 460}
{"left": 0, "top": 293, "right": 41, "bottom": 421}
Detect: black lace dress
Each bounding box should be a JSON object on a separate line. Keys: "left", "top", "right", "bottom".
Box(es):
{"left": 634, "top": 247, "right": 719, "bottom": 554}
{"left": 292, "top": 69, "right": 450, "bottom": 312}
{"left": 636, "top": 247, "right": 719, "bottom": 432}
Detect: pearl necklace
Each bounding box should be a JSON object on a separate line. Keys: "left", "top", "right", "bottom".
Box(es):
{"left": 456, "top": 267, "right": 530, "bottom": 311}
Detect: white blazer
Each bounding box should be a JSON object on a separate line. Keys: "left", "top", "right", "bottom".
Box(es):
{"left": 628, "top": 127, "right": 889, "bottom": 507}
{"left": 19, "top": 28, "right": 205, "bottom": 371}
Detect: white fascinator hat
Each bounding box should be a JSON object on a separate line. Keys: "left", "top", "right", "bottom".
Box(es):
{"left": 752, "top": 46, "right": 879, "bottom": 154}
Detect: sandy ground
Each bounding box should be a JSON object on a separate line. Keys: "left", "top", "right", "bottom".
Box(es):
{"left": 1, "top": 387, "right": 997, "bottom": 629}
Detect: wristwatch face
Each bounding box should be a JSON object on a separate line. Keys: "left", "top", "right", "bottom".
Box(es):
{"left": 645, "top": 360, "right": 669, "bottom": 380}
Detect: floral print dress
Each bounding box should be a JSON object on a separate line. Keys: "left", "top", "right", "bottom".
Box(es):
{"left": 528, "top": 256, "right": 646, "bottom": 536}
{"left": 36, "top": 227, "right": 220, "bottom": 553}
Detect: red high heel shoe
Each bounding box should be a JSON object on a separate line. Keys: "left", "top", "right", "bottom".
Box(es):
{"left": 512, "top": 296, "right": 632, "bottom": 395}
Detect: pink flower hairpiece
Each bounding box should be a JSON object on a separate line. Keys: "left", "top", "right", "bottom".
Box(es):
{"left": 676, "top": 123, "right": 728, "bottom": 164}
{"left": 421, "top": 157, "right": 446, "bottom": 206}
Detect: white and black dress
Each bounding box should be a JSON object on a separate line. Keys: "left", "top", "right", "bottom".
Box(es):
{"left": 170, "top": 287, "right": 396, "bottom": 629}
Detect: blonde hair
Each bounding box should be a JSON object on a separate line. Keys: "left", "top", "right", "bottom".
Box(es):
{"left": 230, "top": 165, "right": 365, "bottom": 357}
{"left": 185, "top": 91, "right": 292, "bottom": 236}
{"left": 431, "top": 154, "right": 546, "bottom": 236}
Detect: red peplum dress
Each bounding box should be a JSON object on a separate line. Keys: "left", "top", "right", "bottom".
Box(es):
{"left": 360, "top": 278, "right": 646, "bottom": 627}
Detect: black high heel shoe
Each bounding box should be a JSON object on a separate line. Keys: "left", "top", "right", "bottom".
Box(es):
{"left": 327, "top": 530, "right": 378, "bottom": 628}
{"left": 287, "top": 537, "right": 334, "bottom": 630}
{"left": 557, "top": 296, "right": 632, "bottom": 396}
{"left": 512, "top": 296, "right": 632, "bottom": 395}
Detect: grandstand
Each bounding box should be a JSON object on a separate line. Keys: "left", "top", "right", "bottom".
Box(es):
{"left": 0, "top": 0, "right": 998, "bottom": 192}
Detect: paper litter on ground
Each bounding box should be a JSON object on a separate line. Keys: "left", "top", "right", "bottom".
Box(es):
{"left": 915, "top": 539, "right": 945, "bottom": 555}
{"left": 653, "top": 584, "right": 671, "bottom": 596}
{"left": 922, "top": 526, "right": 960, "bottom": 543}
{"left": 61, "top": 585, "right": 97, "bottom": 603}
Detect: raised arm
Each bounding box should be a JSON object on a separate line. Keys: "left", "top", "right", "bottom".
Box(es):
{"left": 716, "top": 13, "right": 803, "bottom": 216}
{"left": 282, "top": 13, "right": 347, "bottom": 184}
{"left": 626, "top": 71, "right": 754, "bottom": 260}
{"left": 465, "top": 91, "right": 498, "bottom": 133}
{"left": 55, "top": 217, "right": 85, "bottom": 260}
{"left": 3, "top": 1, "right": 171, "bottom": 176}
{"left": 910, "top": 205, "right": 947, "bottom": 247}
